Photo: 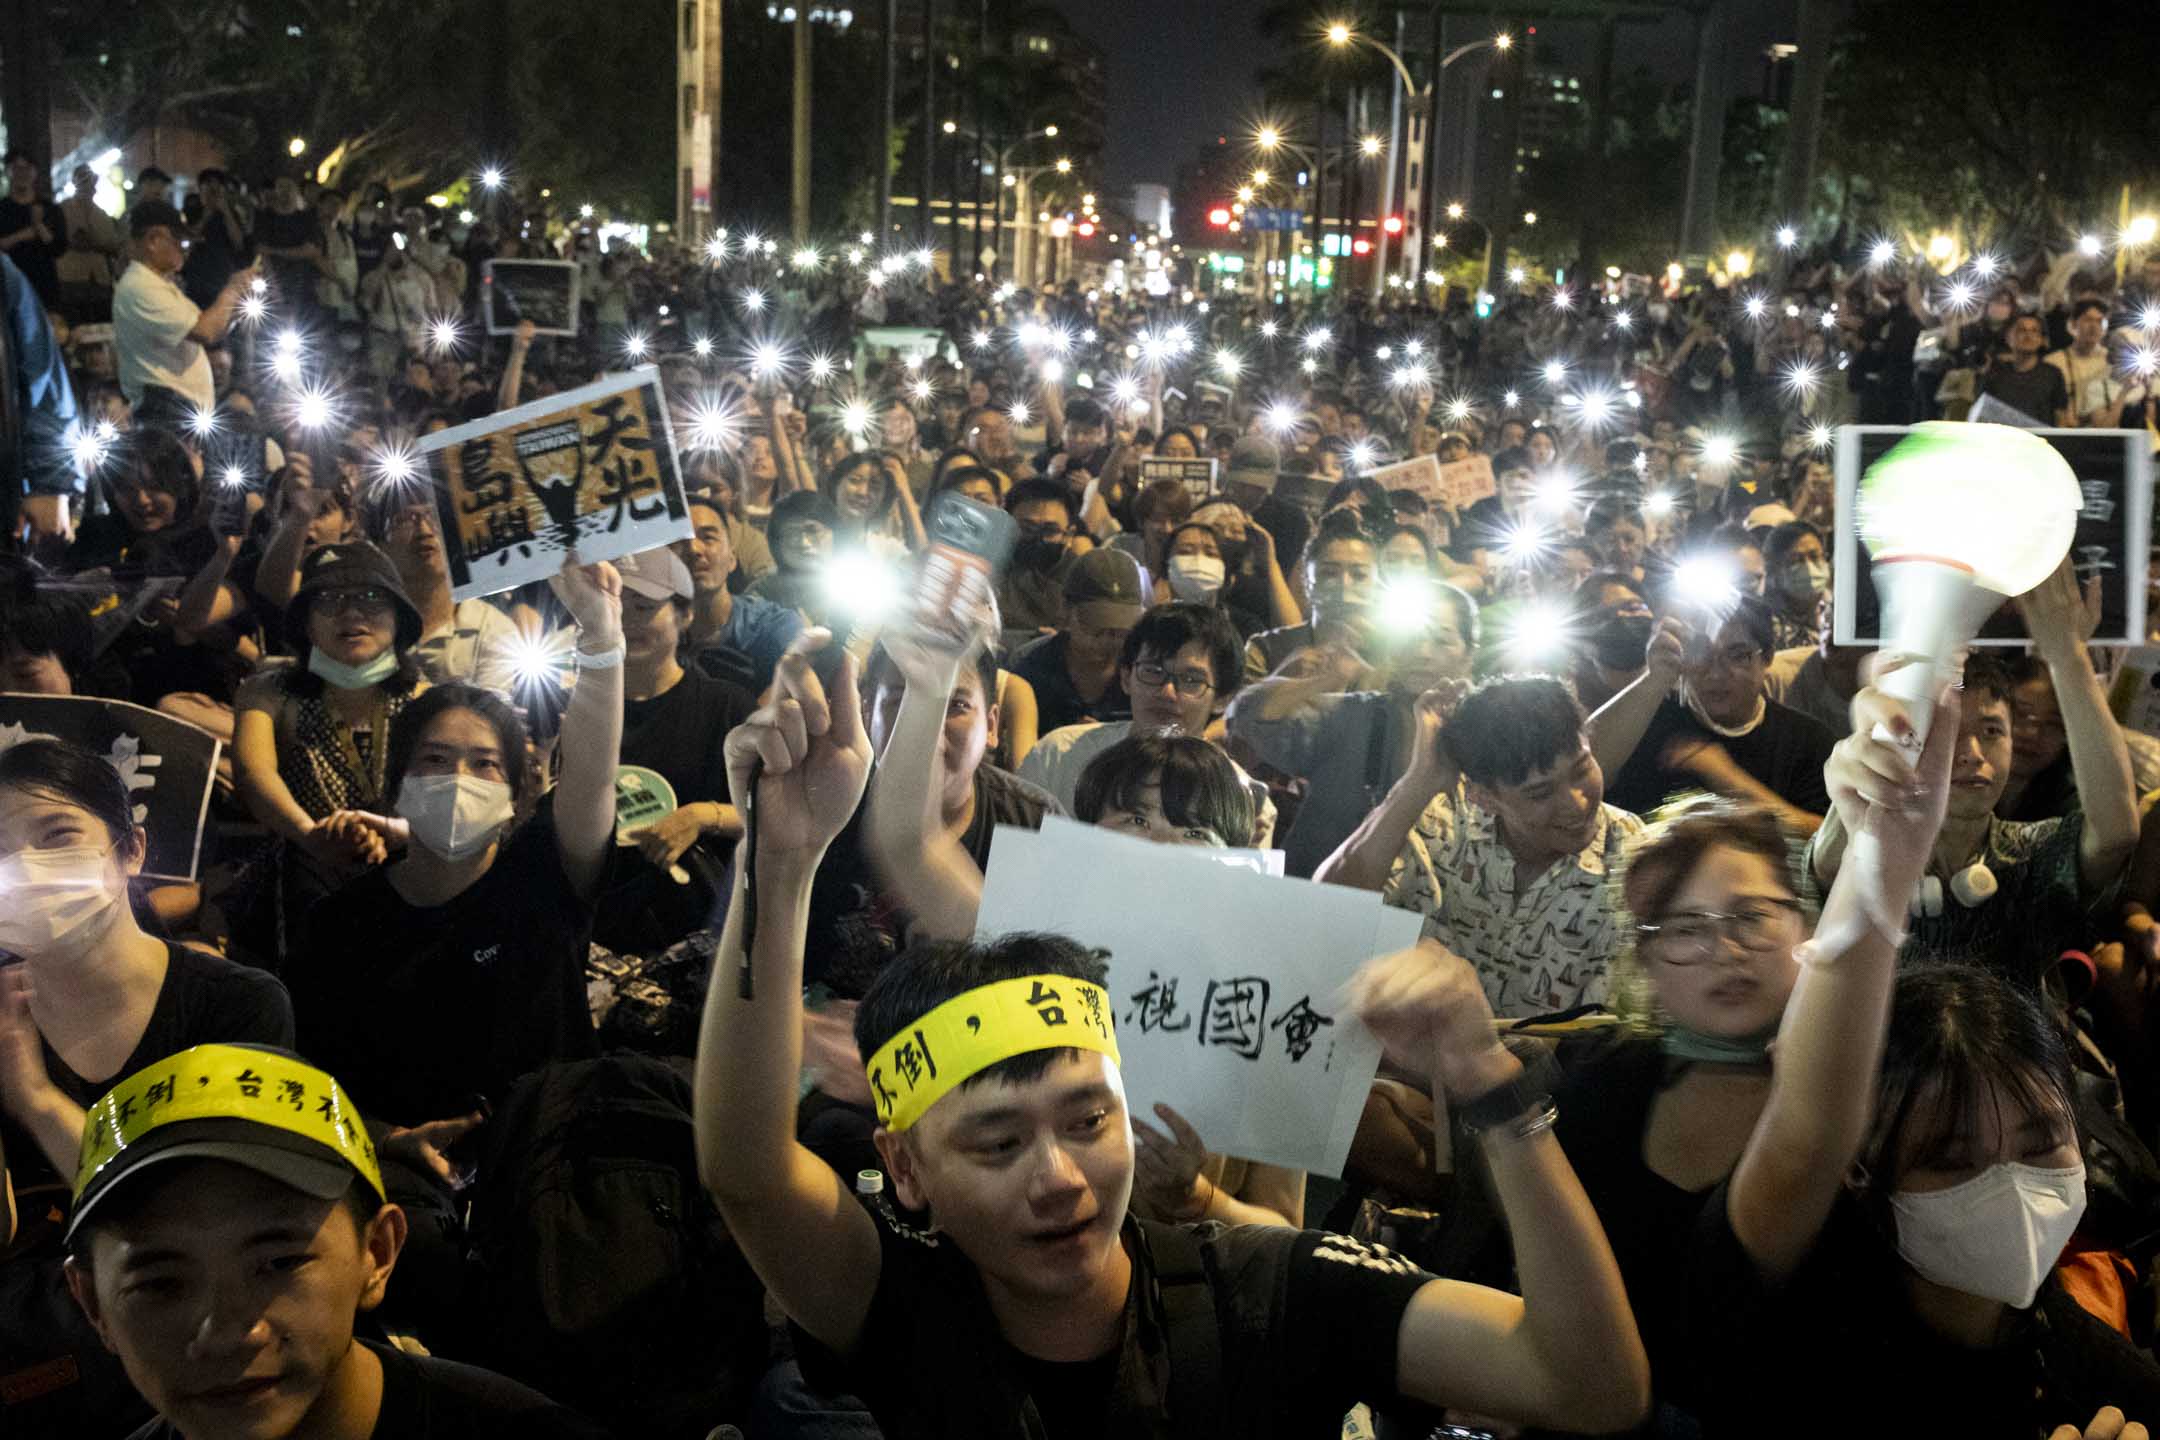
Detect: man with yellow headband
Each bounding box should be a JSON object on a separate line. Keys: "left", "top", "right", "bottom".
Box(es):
{"left": 61, "top": 1044, "right": 606, "bottom": 1440}
{"left": 695, "top": 630, "right": 1649, "bottom": 1437}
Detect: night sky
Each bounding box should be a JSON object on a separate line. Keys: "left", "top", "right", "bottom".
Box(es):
{"left": 1067, "top": 0, "right": 1797, "bottom": 200}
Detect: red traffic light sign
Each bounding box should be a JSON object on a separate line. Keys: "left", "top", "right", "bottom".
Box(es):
{"left": 1207, "top": 206, "right": 1233, "bottom": 227}
{"left": 1381, "top": 214, "right": 1404, "bottom": 235}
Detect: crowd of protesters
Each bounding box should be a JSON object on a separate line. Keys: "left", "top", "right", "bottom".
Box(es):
{"left": 5, "top": 153, "right": 2160, "bottom": 1440}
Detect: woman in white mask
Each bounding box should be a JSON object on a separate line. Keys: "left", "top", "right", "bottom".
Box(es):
{"left": 281, "top": 557, "right": 624, "bottom": 1127}
{"left": 0, "top": 740, "right": 294, "bottom": 1258}
{"left": 1762, "top": 520, "right": 1830, "bottom": 652}
{"left": 1681, "top": 672, "right": 2160, "bottom": 1436}
{"left": 232, "top": 540, "right": 427, "bottom": 960}
{"left": 1162, "top": 521, "right": 1229, "bottom": 606}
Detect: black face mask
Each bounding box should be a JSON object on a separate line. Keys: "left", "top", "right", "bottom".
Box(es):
{"left": 1014, "top": 537, "right": 1067, "bottom": 572}
{"left": 1592, "top": 613, "right": 1654, "bottom": 670}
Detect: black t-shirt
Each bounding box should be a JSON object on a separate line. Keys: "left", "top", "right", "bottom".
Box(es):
{"left": 0, "top": 195, "right": 66, "bottom": 307}
{"left": 1604, "top": 696, "right": 1835, "bottom": 820}
{"left": 1553, "top": 1031, "right": 1732, "bottom": 1417}
{"left": 621, "top": 666, "right": 756, "bottom": 807}
{"left": 793, "top": 1212, "right": 1436, "bottom": 1440}
{"left": 803, "top": 764, "right": 1060, "bottom": 999}
{"left": 1687, "top": 1182, "right": 2160, "bottom": 1437}
{"left": 253, "top": 207, "right": 323, "bottom": 297}
{"left": 1009, "top": 631, "right": 1131, "bottom": 736}
{"left": 1978, "top": 360, "right": 2070, "bottom": 426}
{"left": 292, "top": 810, "right": 599, "bottom": 1124}
{"left": 1, "top": 943, "right": 293, "bottom": 1199}
{"left": 124, "top": 1339, "right": 610, "bottom": 1439}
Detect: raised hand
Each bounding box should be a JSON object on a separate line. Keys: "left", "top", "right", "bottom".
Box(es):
{"left": 548, "top": 552, "right": 624, "bottom": 649}
{"left": 722, "top": 630, "right": 873, "bottom": 861}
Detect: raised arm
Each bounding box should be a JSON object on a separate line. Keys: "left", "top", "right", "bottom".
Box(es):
{"left": 1247, "top": 521, "right": 1305, "bottom": 630}
{"left": 864, "top": 625, "right": 989, "bottom": 940}
{"left": 546, "top": 556, "right": 627, "bottom": 898}
{"left": 253, "top": 459, "right": 331, "bottom": 611}
{"left": 1729, "top": 676, "right": 1957, "bottom": 1281}
{"left": 188, "top": 264, "right": 261, "bottom": 347}
{"left": 170, "top": 532, "right": 249, "bottom": 642}
{"left": 496, "top": 320, "right": 536, "bottom": 413}
{"left": 2018, "top": 558, "right": 2138, "bottom": 890}
{"left": 694, "top": 634, "right": 882, "bottom": 1352}
{"left": 1355, "top": 940, "right": 1650, "bottom": 1434}
{"left": 1314, "top": 684, "right": 1463, "bottom": 892}
{"left": 1584, "top": 615, "right": 1687, "bottom": 782}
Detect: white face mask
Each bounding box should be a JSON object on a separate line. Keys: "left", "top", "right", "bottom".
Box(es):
{"left": 1166, "top": 553, "right": 1226, "bottom": 602}
{"left": 1891, "top": 1161, "right": 2087, "bottom": 1309}
{"left": 0, "top": 845, "right": 123, "bottom": 956}
{"left": 395, "top": 773, "right": 515, "bottom": 861}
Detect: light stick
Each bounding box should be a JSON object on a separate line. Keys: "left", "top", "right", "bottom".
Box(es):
{"left": 1857, "top": 422, "right": 2081, "bottom": 744}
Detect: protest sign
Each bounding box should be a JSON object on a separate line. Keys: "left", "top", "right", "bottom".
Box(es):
{"left": 1966, "top": 393, "right": 2046, "bottom": 430}
{"left": 1367, "top": 454, "right": 1443, "bottom": 503}
{"left": 975, "top": 816, "right": 1420, "bottom": 1176}
{"left": 482, "top": 259, "right": 582, "bottom": 337}
{"left": 1139, "top": 456, "right": 1218, "bottom": 505}
{"left": 1834, "top": 424, "right": 2152, "bottom": 646}
{"left": 417, "top": 368, "right": 693, "bottom": 601}
{"left": 0, "top": 695, "right": 220, "bottom": 880}
{"left": 1439, "top": 453, "right": 1497, "bottom": 508}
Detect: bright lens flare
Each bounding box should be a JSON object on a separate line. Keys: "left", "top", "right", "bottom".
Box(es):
{"left": 1699, "top": 434, "right": 1739, "bottom": 469}
{"left": 1302, "top": 327, "right": 1330, "bottom": 352}
{"left": 751, "top": 341, "right": 789, "bottom": 381}
{"left": 1262, "top": 401, "right": 1301, "bottom": 438}
{"left": 220, "top": 464, "right": 248, "bottom": 488}
{"left": 506, "top": 628, "right": 575, "bottom": 696}
{"left": 428, "top": 316, "right": 461, "bottom": 355}
{"left": 1672, "top": 554, "right": 1741, "bottom": 612}
{"left": 188, "top": 406, "right": 220, "bottom": 440}
{"left": 237, "top": 292, "right": 268, "bottom": 325}
{"left": 1781, "top": 360, "right": 1822, "bottom": 398}
{"left": 807, "top": 353, "right": 837, "bottom": 384}
{"left": 1644, "top": 490, "right": 1676, "bottom": 518}
{"left": 1505, "top": 600, "right": 1573, "bottom": 662}
{"left": 1808, "top": 423, "right": 1835, "bottom": 450}
{"left": 822, "top": 548, "right": 905, "bottom": 626}
{"left": 374, "top": 445, "right": 421, "bottom": 484}
{"left": 1541, "top": 359, "right": 1568, "bottom": 387}
{"left": 1008, "top": 399, "right": 1032, "bottom": 426}
{"left": 1214, "top": 348, "right": 1244, "bottom": 381}
{"left": 841, "top": 397, "right": 874, "bottom": 437}
{"left": 294, "top": 385, "right": 336, "bottom": 431}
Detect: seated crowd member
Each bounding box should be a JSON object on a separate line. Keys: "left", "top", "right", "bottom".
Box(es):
{"left": 1318, "top": 676, "right": 1643, "bottom": 1017}
{"left": 677, "top": 490, "right": 802, "bottom": 696}
{"left": 1019, "top": 600, "right": 1276, "bottom": 845}
{"left": 1805, "top": 562, "right": 2137, "bottom": 983}
{"left": 1004, "top": 548, "right": 1141, "bottom": 736}
{"left": 62, "top": 1046, "right": 608, "bottom": 1438}
{"left": 693, "top": 631, "right": 1651, "bottom": 1438}
{"left": 284, "top": 558, "right": 624, "bottom": 1125}
{"left": 1591, "top": 591, "right": 1835, "bottom": 834}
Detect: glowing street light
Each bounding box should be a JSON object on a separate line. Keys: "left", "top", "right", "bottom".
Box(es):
{"left": 287, "top": 137, "right": 307, "bottom": 157}
{"left": 1359, "top": 135, "right": 1383, "bottom": 158}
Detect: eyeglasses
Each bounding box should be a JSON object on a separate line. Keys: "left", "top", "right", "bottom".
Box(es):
{"left": 1637, "top": 898, "right": 1803, "bottom": 964}
{"left": 387, "top": 507, "right": 439, "bottom": 536}
{"left": 1130, "top": 661, "right": 1214, "bottom": 699}
{"left": 312, "top": 587, "right": 395, "bottom": 617}
{"left": 1017, "top": 521, "right": 1071, "bottom": 541}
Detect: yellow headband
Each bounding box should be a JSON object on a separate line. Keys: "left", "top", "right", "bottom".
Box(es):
{"left": 75, "top": 1044, "right": 384, "bottom": 1205}
{"left": 865, "top": 973, "right": 1120, "bottom": 1132}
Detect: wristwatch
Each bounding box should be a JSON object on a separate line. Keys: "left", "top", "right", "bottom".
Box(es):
{"left": 1456, "top": 1041, "right": 1562, "bottom": 1140}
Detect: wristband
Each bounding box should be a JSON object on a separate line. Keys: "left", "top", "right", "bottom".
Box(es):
{"left": 574, "top": 643, "right": 626, "bottom": 670}
{"left": 1455, "top": 1041, "right": 1562, "bottom": 1136}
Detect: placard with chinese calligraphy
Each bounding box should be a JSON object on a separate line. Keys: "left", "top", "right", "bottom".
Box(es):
{"left": 417, "top": 368, "right": 693, "bottom": 601}
{"left": 974, "top": 816, "right": 1421, "bottom": 1176}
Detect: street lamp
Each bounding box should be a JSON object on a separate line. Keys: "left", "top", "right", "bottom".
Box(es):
{"left": 1324, "top": 19, "right": 1511, "bottom": 299}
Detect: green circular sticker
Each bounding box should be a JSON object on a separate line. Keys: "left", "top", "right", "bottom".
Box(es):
{"left": 613, "top": 764, "right": 679, "bottom": 842}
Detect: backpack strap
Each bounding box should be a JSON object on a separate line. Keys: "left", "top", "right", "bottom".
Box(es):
{"left": 1144, "top": 1221, "right": 1224, "bottom": 1429}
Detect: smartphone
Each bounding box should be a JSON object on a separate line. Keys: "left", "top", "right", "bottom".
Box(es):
{"left": 907, "top": 491, "right": 1017, "bottom": 646}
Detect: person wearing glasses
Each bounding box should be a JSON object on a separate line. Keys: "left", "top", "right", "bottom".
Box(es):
{"left": 996, "top": 478, "right": 1084, "bottom": 648}
{"left": 362, "top": 485, "right": 524, "bottom": 693}
{"left": 1589, "top": 590, "right": 1836, "bottom": 835}
{"left": 1318, "top": 676, "right": 1643, "bottom": 1017}
{"left": 1017, "top": 602, "right": 1276, "bottom": 845}
{"left": 232, "top": 542, "right": 428, "bottom": 960}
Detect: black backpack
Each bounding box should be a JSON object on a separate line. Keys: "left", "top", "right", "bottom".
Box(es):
{"left": 463, "top": 1055, "right": 766, "bottom": 1438}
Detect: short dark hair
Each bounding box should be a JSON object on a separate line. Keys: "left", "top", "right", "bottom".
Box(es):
{"left": 1762, "top": 519, "right": 1823, "bottom": 571}
{"left": 1379, "top": 524, "right": 1438, "bottom": 573}
{"left": 1301, "top": 509, "right": 1375, "bottom": 571}
{"left": 1072, "top": 735, "right": 1256, "bottom": 847}
{"left": 1120, "top": 601, "right": 1244, "bottom": 700}
{"left": 1064, "top": 397, "right": 1107, "bottom": 430}
{"left": 1492, "top": 445, "right": 1534, "bottom": 477}
{"left": 1706, "top": 593, "right": 1777, "bottom": 660}
{"left": 0, "top": 738, "right": 137, "bottom": 851}
{"left": 138, "top": 165, "right": 172, "bottom": 184}
{"left": 1570, "top": 569, "right": 1647, "bottom": 623}
{"left": 1004, "top": 478, "right": 1073, "bottom": 519}
{"left": 854, "top": 933, "right": 1111, "bottom": 1091}
{"left": 1959, "top": 652, "right": 2013, "bottom": 710}
{"left": 1442, "top": 676, "right": 1587, "bottom": 788}
{"left": 383, "top": 682, "right": 533, "bottom": 809}
{"left": 769, "top": 488, "right": 838, "bottom": 537}
{"left": 1584, "top": 498, "right": 1646, "bottom": 536}
{"left": 930, "top": 464, "right": 1001, "bottom": 501}
{"left": 1130, "top": 477, "right": 1194, "bottom": 529}
{"left": 2071, "top": 297, "right": 2110, "bottom": 322}
{"left": 0, "top": 593, "right": 91, "bottom": 677}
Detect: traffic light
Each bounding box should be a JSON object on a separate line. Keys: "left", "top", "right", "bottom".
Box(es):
{"left": 1076, "top": 220, "right": 1096, "bottom": 237}
{"left": 1207, "top": 206, "right": 1232, "bottom": 227}
{"left": 1381, "top": 214, "right": 1404, "bottom": 235}
{"left": 1351, "top": 237, "right": 1373, "bottom": 256}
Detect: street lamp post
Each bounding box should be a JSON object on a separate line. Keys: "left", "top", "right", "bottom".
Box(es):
{"left": 1002, "top": 155, "right": 1073, "bottom": 287}
{"left": 1326, "top": 19, "right": 1509, "bottom": 297}
{"left": 950, "top": 121, "right": 1059, "bottom": 278}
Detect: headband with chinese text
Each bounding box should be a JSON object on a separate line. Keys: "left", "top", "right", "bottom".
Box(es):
{"left": 865, "top": 974, "right": 1120, "bottom": 1132}
{"left": 75, "top": 1044, "right": 384, "bottom": 1204}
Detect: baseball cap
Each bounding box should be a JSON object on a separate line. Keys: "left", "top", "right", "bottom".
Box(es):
{"left": 1225, "top": 436, "right": 1281, "bottom": 494}
{"left": 126, "top": 199, "right": 185, "bottom": 239}
{"left": 68, "top": 1044, "right": 385, "bottom": 1246}
{"left": 616, "top": 546, "right": 695, "bottom": 602}
{"left": 1062, "top": 547, "right": 1145, "bottom": 607}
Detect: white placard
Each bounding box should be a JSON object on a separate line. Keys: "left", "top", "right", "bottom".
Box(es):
{"left": 975, "top": 816, "right": 1419, "bottom": 1176}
